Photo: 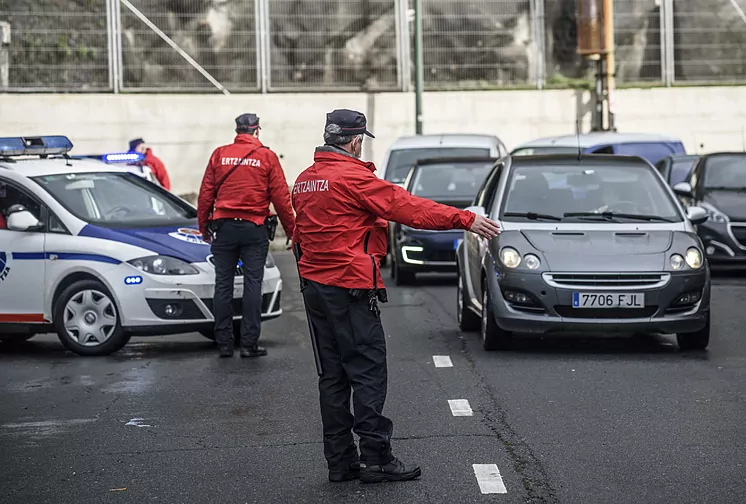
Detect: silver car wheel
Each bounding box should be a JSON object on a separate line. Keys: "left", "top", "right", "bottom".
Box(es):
{"left": 481, "top": 288, "right": 488, "bottom": 342}
{"left": 457, "top": 271, "right": 463, "bottom": 323}
{"left": 63, "top": 289, "right": 118, "bottom": 347}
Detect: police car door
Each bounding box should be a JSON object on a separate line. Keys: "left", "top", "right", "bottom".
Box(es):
{"left": 0, "top": 179, "right": 47, "bottom": 323}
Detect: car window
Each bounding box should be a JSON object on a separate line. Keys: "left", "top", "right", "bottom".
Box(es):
{"left": 500, "top": 163, "right": 682, "bottom": 222}
{"left": 0, "top": 180, "right": 43, "bottom": 230}
{"left": 409, "top": 161, "right": 493, "bottom": 201}
{"left": 701, "top": 154, "right": 746, "bottom": 189}
{"left": 32, "top": 172, "right": 196, "bottom": 228}
{"left": 613, "top": 142, "right": 677, "bottom": 164}
{"left": 669, "top": 158, "right": 698, "bottom": 186}
{"left": 511, "top": 146, "right": 578, "bottom": 156}
{"left": 385, "top": 147, "right": 490, "bottom": 184}
{"left": 589, "top": 145, "right": 614, "bottom": 154}
{"left": 481, "top": 163, "right": 504, "bottom": 215}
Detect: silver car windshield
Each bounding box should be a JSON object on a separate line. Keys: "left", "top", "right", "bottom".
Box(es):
{"left": 409, "top": 162, "right": 493, "bottom": 201}
{"left": 500, "top": 164, "right": 683, "bottom": 222}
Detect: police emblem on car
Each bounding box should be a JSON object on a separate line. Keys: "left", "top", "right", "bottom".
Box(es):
{"left": 168, "top": 227, "right": 208, "bottom": 245}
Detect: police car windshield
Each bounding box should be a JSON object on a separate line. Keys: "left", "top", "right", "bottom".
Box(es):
{"left": 386, "top": 147, "right": 489, "bottom": 184}
{"left": 32, "top": 172, "right": 196, "bottom": 228}
{"left": 409, "top": 162, "right": 493, "bottom": 201}
{"left": 500, "top": 163, "right": 682, "bottom": 222}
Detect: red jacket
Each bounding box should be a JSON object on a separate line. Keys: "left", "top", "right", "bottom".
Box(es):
{"left": 291, "top": 147, "right": 476, "bottom": 290}
{"left": 144, "top": 149, "right": 170, "bottom": 190}
{"left": 0, "top": 212, "right": 5, "bottom": 229}
{"left": 198, "top": 134, "right": 295, "bottom": 238}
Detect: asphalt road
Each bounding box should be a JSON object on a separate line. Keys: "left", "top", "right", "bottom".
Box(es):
{"left": 1, "top": 251, "right": 745, "bottom": 504}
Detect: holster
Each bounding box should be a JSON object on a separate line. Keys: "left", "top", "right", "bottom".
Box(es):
{"left": 265, "top": 214, "right": 279, "bottom": 241}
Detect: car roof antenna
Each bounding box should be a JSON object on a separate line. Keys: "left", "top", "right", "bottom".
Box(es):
{"left": 575, "top": 118, "right": 582, "bottom": 160}
{"left": 63, "top": 153, "right": 72, "bottom": 167}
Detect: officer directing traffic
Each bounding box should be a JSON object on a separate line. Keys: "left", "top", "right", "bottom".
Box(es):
{"left": 291, "top": 109, "right": 500, "bottom": 483}
{"left": 197, "top": 113, "right": 295, "bottom": 358}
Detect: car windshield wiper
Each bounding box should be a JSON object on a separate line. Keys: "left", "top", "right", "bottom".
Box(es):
{"left": 503, "top": 211, "right": 562, "bottom": 221}
{"left": 563, "top": 211, "right": 674, "bottom": 223}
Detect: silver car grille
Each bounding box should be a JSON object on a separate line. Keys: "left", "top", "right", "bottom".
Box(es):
{"left": 206, "top": 255, "right": 243, "bottom": 276}
{"left": 542, "top": 272, "right": 671, "bottom": 290}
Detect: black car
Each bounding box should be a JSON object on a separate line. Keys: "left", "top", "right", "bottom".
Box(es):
{"left": 389, "top": 156, "right": 496, "bottom": 285}
{"left": 673, "top": 152, "right": 746, "bottom": 268}
{"left": 654, "top": 154, "right": 701, "bottom": 186}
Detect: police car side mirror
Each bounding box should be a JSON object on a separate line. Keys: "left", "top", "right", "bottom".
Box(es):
{"left": 7, "top": 210, "right": 42, "bottom": 232}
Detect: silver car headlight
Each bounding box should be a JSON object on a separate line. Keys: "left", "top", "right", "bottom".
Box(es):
{"left": 128, "top": 255, "right": 200, "bottom": 275}
{"left": 523, "top": 254, "right": 541, "bottom": 270}
{"left": 685, "top": 247, "right": 703, "bottom": 269}
{"left": 265, "top": 253, "right": 276, "bottom": 268}
{"left": 500, "top": 247, "right": 521, "bottom": 268}
{"left": 670, "top": 254, "right": 685, "bottom": 270}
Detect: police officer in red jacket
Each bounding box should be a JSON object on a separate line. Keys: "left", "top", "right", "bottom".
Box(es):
{"left": 198, "top": 113, "right": 295, "bottom": 358}
{"left": 291, "top": 109, "right": 500, "bottom": 483}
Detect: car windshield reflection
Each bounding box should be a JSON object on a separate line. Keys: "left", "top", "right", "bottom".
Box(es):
{"left": 500, "top": 164, "right": 682, "bottom": 222}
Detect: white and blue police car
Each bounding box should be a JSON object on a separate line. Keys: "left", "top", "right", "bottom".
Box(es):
{"left": 0, "top": 136, "right": 283, "bottom": 356}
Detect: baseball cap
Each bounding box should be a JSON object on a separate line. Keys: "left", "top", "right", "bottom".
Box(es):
{"left": 325, "top": 109, "right": 375, "bottom": 138}
{"left": 235, "top": 113, "right": 261, "bottom": 131}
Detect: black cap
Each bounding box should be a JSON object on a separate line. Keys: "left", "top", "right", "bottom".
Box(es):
{"left": 235, "top": 113, "right": 261, "bottom": 131}
{"left": 128, "top": 138, "right": 145, "bottom": 151}
{"left": 325, "top": 109, "right": 374, "bottom": 138}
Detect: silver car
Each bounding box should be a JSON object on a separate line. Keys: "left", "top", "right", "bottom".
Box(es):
{"left": 456, "top": 154, "right": 712, "bottom": 351}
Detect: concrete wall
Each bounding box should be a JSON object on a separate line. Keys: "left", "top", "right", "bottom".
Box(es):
{"left": 1, "top": 87, "right": 745, "bottom": 197}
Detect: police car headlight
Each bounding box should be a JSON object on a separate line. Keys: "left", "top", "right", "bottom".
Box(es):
{"left": 265, "top": 253, "right": 276, "bottom": 269}
{"left": 128, "top": 255, "right": 200, "bottom": 275}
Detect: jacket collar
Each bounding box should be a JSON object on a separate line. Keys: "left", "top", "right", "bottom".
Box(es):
{"left": 314, "top": 145, "right": 376, "bottom": 172}
{"left": 234, "top": 134, "right": 262, "bottom": 146}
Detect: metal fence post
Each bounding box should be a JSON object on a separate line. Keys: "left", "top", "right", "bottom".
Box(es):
{"left": 531, "top": 0, "right": 546, "bottom": 90}
{"left": 662, "top": 0, "right": 675, "bottom": 86}
{"left": 0, "top": 21, "right": 10, "bottom": 90}
{"left": 256, "top": 0, "right": 270, "bottom": 93}
{"left": 113, "top": 0, "right": 123, "bottom": 93}
{"left": 395, "top": 0, "right": 411, "bottom": 92}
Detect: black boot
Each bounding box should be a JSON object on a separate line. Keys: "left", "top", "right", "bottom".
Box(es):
{"left": 240, "top": 345, "right": 267, "bottom": 358}
{"left": 329, "top": 460, "right": 363, "bottom": 482}
{"left": 359, "top": 457, "right": 421, "bottom": 484}
{"left": 218, "top": 345, "right": 234, "bottom": 358}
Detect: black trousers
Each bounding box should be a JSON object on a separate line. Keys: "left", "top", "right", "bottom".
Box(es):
{"left": 210, "top": 219, "right": 269, "bottom": 349}
{"left": 302, "top": 280, "right": 394, "bottom": 470}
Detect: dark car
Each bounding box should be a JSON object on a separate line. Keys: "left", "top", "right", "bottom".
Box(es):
{"left": 655, "top": 154, "right": 701, "bottom": 186}
{"left": 389, "top": 156, "right": 496, "bottom": 285}
{"left": 673, "top": 152, "right": 746, "bottom": 268}
{"left": 456, "top": 154, "right": 711, "bottom": 352}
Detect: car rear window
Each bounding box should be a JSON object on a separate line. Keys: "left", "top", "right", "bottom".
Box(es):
{"left": 385, "top": 147, "right": 490, "bottom": 184}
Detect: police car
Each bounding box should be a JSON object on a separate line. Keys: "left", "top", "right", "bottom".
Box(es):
{"left": 0, "top": 136, "right": 283, "bottom": 356}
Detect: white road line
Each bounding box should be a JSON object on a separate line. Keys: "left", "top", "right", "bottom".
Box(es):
{"left": 448, "top": 399, "right": 473, "bottom": 416}
{"left": 433, "top": 355, "right": 453, "bottom": 367}
{"left": 473, "top": 464, "right": 507, "bottom": 494}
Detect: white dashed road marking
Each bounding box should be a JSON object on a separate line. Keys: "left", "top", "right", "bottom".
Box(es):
{"left": 448, "top": 399, "right": 473, "bottom": 416}
{"left": 125, "top": 418, "right": 152, "bottom": 427}
{"left": 433, "top": 355, "right": 453, "bottom": 367}
{"left": 473, "top": 464, "right": 507, "bottom": 494}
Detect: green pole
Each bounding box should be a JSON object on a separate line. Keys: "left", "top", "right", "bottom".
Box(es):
{"left": 414, "top": 0, "right": 423, "bottom": 135}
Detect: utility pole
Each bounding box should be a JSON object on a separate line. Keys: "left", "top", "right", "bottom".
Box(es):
{"left": 602, "top": 0, "right": 615, "bottom": 131}
{"left": 413, "top": 0, "right": 424, "bottom": 135}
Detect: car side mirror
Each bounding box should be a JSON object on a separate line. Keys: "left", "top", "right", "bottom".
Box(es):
{"left": 686, "top": 206, "right": 708, "bottom": 225}
{"left": 465, "top": 205, "right": 486, "bottom": 218}
{"left": 673, "top": 182, "right": 693, "bottom": 198}
{"left": 7, "top": 210, "right": 42, "bottom": 232}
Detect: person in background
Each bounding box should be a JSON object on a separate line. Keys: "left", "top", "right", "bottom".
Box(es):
{"left": 129, "top": 138, "right": 171, "bottom": 191}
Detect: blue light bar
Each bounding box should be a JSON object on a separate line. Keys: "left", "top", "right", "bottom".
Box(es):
{"left": 124, "top": 275, "right": 143, "bottom": 285}
{"left": 103, "top": 152, "right": 145, "bottom": 163}
{"left": 0, "top": 136, "right": 73, "bottom": 157}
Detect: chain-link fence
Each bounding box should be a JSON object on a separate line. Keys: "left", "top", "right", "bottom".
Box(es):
{"left": 1, "top": 0, "right": 745, "bottom": 92}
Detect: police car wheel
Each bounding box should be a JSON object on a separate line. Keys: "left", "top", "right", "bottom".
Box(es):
{"left": 53, "top": 280, "right": 130, "bottom": 356}
{"left": 481, "top": 284, "right": 512, "bottom": 351}
{"left": 457, "top": 266, "right": 480, "bottom": 332}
